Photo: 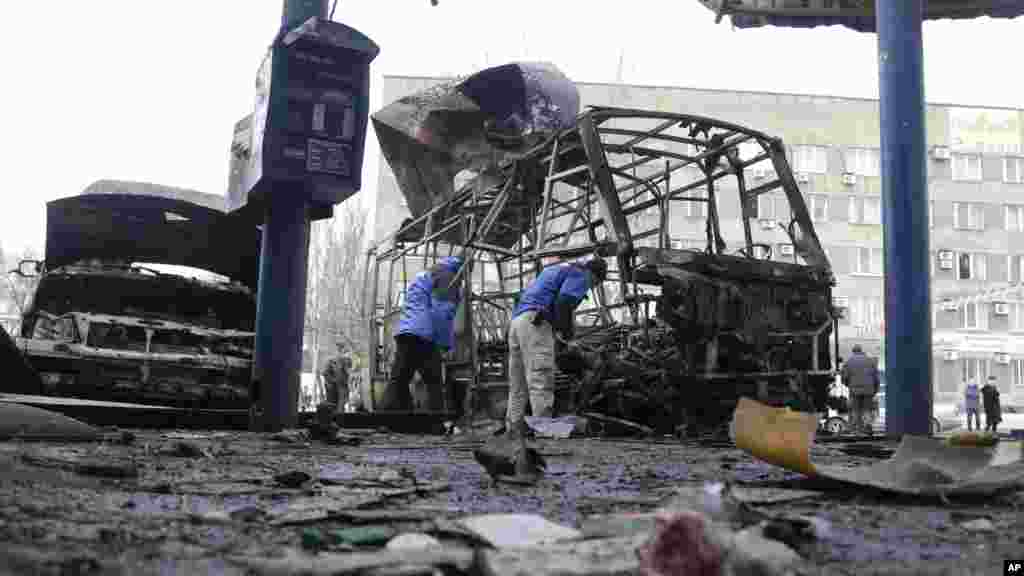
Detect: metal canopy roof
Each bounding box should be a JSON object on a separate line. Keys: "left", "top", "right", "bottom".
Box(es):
{"left": 697, "top": 1, "right": 1024, "bottom": 32}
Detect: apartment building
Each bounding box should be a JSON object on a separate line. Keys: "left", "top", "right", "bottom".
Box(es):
{"left": 374, "top": 75, "right": 1024, "bottom": 405}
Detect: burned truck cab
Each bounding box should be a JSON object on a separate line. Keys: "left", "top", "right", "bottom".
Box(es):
{"left": 10, "top": 181, "right": 260, "bottom": 408}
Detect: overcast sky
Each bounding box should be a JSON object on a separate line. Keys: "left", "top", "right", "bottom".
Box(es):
{"left": 0, "top": 1, "right": 1020, "bottom": 256}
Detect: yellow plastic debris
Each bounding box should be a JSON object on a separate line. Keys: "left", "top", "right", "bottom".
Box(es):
{"left": 731, "top": 397, "right": 1024, "bottom": 496}
{"left": 731, "top": 397, "right": 818, "bottom": 476}
{"left": 946, "top": 431, "right": 999, "bottom": 447}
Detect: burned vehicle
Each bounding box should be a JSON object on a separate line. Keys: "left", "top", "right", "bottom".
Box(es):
{"left": 366, "top": 63, "right": 840, "bottom": 433}
{"left": 10, "top": 181, "right": 260, "bottom": 408}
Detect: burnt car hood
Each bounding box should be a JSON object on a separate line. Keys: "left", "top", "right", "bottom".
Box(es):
{"left": 45, "top": 181, "right": 261, "bottom": 288}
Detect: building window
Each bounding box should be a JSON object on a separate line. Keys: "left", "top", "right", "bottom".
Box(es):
{"left": 961, "top": 357, "right": 989, "bottom": 383}
{"left": 957, "top": 253, "right": 987, "bottom": 280}
{"left": 1005, "top": 157, "right": 1024, "bottom": 184}
{"left": 953, "top": 202, "right": 985, "bottom": 230}
{"left": 961, "top": 302, "right": 987, "bottom": 329}
{"left": 952, "top": 154, "right": 982, "bottom": 181}
{"left": 848, "top": 196, "right": 881, "bottom": 225}
{"left": 1013, "top": 359, "right": 1024, "bottom": 388}
{"left": 809, "top": 195, "right": 829, "bottom": 222}
{"left": 792, "top": 145, "right": 828, "bottom": 174}
{"left": 854, "top": 247, "right": 883, "bottom": 275}
{"left": 1011, "top": 302, "right": 1024, "bottom": 331}
{"left": 847, "top": 297, "right": 883, "bottom": 336}
{"left": 844, "top": 148, "right": 880, "bottom": 177}
{"left": 1006, "top": 205, "right": 1024, "bottom": 232}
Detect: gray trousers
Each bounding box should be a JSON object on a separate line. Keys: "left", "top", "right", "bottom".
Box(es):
{"left": 966, "top": 407, "right": 980, "bottom": 431}
{"left": 506, "top": 310, "right": 556, "bottom": 429}
{"left": 850, "top": 393, "right": 874, "bottom": 432}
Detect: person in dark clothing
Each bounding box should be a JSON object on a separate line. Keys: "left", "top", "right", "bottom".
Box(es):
{"left": 981, "top": 375, "right": 1002, "bottom": 433}
{"left": 388, "top": 256, "right": 463, "bottom": 411}
{"left": 841, "top": 344, "right": 880, "bottom": 434}
{"left": 321, "top": 344, "right": 351, "bottom": 411}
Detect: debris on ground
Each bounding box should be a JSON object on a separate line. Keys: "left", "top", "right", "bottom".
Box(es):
{"left": 275, "top": 470, "right": 313, "bottom": 488}
{"left": 20, "top": 448, "right": 139, "bottom": 479}
{"left": 458, "top": 514, "right": 582, "bottom": 548}
{"left": 163, "top": 441, "right": 207, "bottom": 458}
{"left": 271, "top": 429, "right": 311, "bottom": 444}
{"left": 332, "top": 526, "right": 398, "bottom": 547}
{"left": 637, "top": 511, "right": 728, "bottom": 576}
{"left": 1, "top": 426, "right": 1019, "bottom": 574}
{"left": 836, "top": 443, "right": 896, "bottom": 459}
{"left": 230, "top": 546, "right": 477, "bottom": 576}
{"left": 525, "top": 416, "right": 585, "bottom": 439}
{"left": 0, "top": 402, "right": 100, "bottom": 441}
{"left": 959, "top": 518, "right": 995, "bottom": 532}
{"left": 733, "top": 397, "right": 1024, "bottom": 497}
{"left": 386, "top": 533, "right": 442, "bottom": 551}
{"left": 473, "top": 437, "right": 546, "bottom": 484}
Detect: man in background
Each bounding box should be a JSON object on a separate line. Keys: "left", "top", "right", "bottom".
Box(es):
{"left": 321, "top": 343, "right": 352, "bottom": 412}
{"left": 981, "top": 375, "right": 1002, "bottom": 433}
{"left": 841, "top": 344, "right": 880, "bottom": 434}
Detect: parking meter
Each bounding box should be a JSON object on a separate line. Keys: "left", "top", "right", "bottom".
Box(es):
{"left": 230, "top": 17, "right": 379, "bottom": 220}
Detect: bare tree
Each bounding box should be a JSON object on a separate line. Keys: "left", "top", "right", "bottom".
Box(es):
{"left": 3, "top": 246, "right": 42, "bottom": 317}
{"left": 305, "top": 200, "right": 369, "bottom": 402}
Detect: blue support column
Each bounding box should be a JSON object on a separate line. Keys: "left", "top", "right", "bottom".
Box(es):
{"left": 250, "top": 0, "right": 327, "bottom": 432}
{"left": 253, "top": 191, "right": 311, "bottom": 432}
{"left": 877, "top": 0, "right": 932, "bottom": 437}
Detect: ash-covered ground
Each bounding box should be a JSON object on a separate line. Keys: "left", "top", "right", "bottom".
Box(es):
{"left": 0, "top": 428, "right": 1020, "bottom": 575}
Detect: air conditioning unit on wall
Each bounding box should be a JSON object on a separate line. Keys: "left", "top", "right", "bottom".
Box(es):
{"left": 932, "top": 146, "right": 951, "bottom": 161}
{"left": 941, "top": 299, "right": 959, "bottom": 311}
{"left": 842, "top": 172, "right": 857, "bottom": 185}
{"left": 995, "top": 352, "right": 1011, "bottom": 365}
{"left": 995, "top": 302, "right": 1010, "bottom": 316}
{"left": 779, "top": 244, "right": 795, "bottom": 256}
{"left": 943, "top": 350, "right": 960, "bottom": 362}
{"left": 937, "top": 250, "right": 954, "bottom": 270}
{"left": 758, "top": 219, "right": 776, "bottom": 230}
{"left": 796, "top": 173, "right": 810, "bottom": 183}
{"left": 832, "top": 296, "right": 849, "bottom": 308}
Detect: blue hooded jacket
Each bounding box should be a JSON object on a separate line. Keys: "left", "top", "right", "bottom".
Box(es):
{"left": 397, "top": 256, "right": 463, "bottom": 349}
{"left": 512, "top": 262, "right": 592, "bottom": 320}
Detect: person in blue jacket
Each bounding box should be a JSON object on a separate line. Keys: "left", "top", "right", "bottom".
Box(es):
{"left": 389, "top": 256, "right": 463, "bottom": 411}
{"left": 505, "top": 258, "right": 607, "bottom": 437}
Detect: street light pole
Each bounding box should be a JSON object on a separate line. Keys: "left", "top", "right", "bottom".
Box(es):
{"left": 877, "top": 0, "right": 932, "bottom": 437}
{"left": 251, "top": 0, "right": 331, "bottom": 432}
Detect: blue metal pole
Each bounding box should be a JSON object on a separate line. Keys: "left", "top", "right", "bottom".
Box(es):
{"left": 253, "top": 191, "right": 310, "bottom": 431}
{"left": 251, "top": 0, "right": 328, "bottom": 432}
{"left": 877, "top": 0, "right": 932, "bottom": 437}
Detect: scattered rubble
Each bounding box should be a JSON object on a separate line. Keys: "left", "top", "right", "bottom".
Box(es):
{"left": 0, "top": 425, "right": 1019, "bottom": 574}
{"left": 959, "top": 518, "right": 995, "bottom": 533}
{"left": 275, "top": 470, "right": 313, "bottom": 488}
{"left": 733, "top": 397, "right": 1024, "bottom": 497}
